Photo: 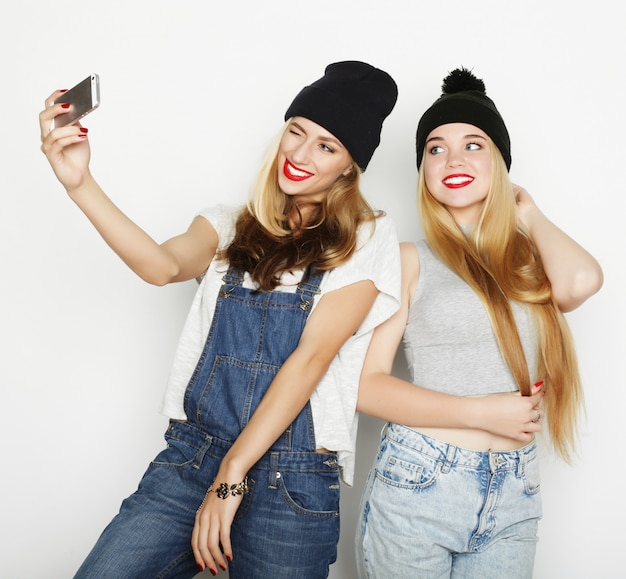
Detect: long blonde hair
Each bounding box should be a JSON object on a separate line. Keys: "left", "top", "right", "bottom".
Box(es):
{"left": 418, "top": 143, "right": 583, "bottom": 462}
{"left": 223, "top": 121, "right": 380, "bottom": 290}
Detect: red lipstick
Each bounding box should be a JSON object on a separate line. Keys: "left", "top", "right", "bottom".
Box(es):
{"left": 443, "top": 173, "right": 474, "bottom": 188}
{"left": 283, "top": 159, "right": 313, "bottom": 182}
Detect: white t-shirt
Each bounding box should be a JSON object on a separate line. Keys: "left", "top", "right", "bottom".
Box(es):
{"left": 161, "top": 204, "right": 400, "bottom": 485}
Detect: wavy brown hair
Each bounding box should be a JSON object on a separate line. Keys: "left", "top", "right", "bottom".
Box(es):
{"left": 223, "top": 121, "right": 380, "bottom": 291}
{"left": 418, "top": 143, "right": 583, "bottom": 462}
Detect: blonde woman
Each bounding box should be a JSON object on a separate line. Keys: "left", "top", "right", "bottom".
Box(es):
{"left": 356, "top": 67, "right": 603, "bottom": 578}
{"left": 40, "top": 61, "right": 399, "bottom": 578}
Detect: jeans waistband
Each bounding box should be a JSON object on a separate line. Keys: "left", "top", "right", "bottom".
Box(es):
{"left": 167, "top": 419, "right": 338, "bottom": 472}
{"left": 385, "top": 423, "right": 537, "bottom": 473}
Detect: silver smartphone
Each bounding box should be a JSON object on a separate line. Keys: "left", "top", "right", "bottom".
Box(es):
{"left": 52, "top": 73, "right": 100, "bottom": 128}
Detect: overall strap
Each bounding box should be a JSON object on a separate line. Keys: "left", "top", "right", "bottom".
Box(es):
{"left": 220, "top": 264, "right": 324, "bottom": 311}
{"left": 221, "top": 267, "right": 244, "bottom": 285}
{"left": 296, "top": 264, "right": 325, "bottom": 311}
{"left": 219, "top": 267, "right": 244, "bottom": 298}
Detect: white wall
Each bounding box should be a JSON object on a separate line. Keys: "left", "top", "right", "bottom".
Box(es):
{"left": 1, "top": 1, "right": 622, "bottom": 577}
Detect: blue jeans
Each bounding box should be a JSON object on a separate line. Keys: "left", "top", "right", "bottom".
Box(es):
{"left": 356, "top": 424, "right": 542, "bottom": 579}
{"left": 74, "top": 421, "right": 340, "bottom": 578}
{"left": 75, "top": 267, "right": 340, "bottom": 578}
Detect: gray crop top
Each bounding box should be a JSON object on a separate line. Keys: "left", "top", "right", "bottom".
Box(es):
{"left": 402, "top": 240, "right": 539, "bottom": 396}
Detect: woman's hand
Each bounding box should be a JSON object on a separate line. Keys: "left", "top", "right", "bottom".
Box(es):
{"left": 39, "top": 90, "right": 92, "bottom": 193}
{"left": 192, "top": 473, "right": 248, "bottom": 575}
{"left": 471, "top": 384, "right": 545, "bottom": 442}
{"left": 512, "top": 183, "right": 603, "bottom": 311}
{"left": 513, "top": 184, "right": 540, "bottom": 235}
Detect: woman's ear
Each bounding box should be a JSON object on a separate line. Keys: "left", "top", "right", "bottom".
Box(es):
{"left": 342, "top": 165, "right": 353, "bottom": 177}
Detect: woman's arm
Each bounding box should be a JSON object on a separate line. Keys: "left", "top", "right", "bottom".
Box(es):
{"left": 514, "top": 185, "right": 603, "bottom": 312}
{"left": 39, "top": 92, "right": 217, "bottom": 284}
{"left": 357, "top": 244, "right": 543, "bottom": 436}
{"left": 191, "top": 278, "right": 379, "bottom": 573}
{"left": 356, "top": 305, "right": 544, "bottom": 437}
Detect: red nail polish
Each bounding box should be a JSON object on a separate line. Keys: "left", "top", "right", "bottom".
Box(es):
{"left": 80, "top": 127, "right": 88, "bottom": 133}
{"left": 211, "top": 569, "right": 217, "bottom": 577}
{"left": 61, "top": 103, "right": 70, "bottom": 109}
{"left": 534, "top": 381, "right": 544, "bottom": 388}
{"left": 226, "top": 555, "right": 232, "bottom": 563}
{"left": 197, "top": 564, "right": 204, "bottom": 572}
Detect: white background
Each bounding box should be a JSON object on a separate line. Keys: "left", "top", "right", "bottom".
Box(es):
{"left": 1, "top": 1, "right": 623, "bottom": 577}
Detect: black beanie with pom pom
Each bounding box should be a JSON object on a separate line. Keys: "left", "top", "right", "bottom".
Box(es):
{"left": 415, "top": 67, "right": 511, "bottom": 171}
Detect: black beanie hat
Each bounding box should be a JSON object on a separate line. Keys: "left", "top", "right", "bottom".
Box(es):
{"left": 416, "top": 67, "right": 511, "bottom": 171}
{"left": 285, "top": 61, "right": 398, "bottom": 171}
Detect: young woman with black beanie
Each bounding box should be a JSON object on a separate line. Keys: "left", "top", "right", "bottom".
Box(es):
{"left": 355, "top": 67, "right": 603, "bottom": 578}
{"left": 39, "top": 60, "right": 400, "bottom": 578}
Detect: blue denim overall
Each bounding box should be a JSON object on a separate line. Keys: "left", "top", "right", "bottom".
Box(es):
{"left": 75, "top": 266, "right": 341, "bottom": 579}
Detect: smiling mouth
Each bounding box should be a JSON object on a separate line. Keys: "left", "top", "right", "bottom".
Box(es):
{"left": 283, "top": 160, "right": 314, "bottom": 182}
{"left": 443, "top": 174, "right": 474, "bottom": 188}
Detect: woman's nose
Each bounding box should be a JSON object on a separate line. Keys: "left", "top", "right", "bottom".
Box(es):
{"left": 446, "top": 149, "right": 465, "bottom": 167}
{"left": 291, "top": 141, "right": 311, "bottom": 165}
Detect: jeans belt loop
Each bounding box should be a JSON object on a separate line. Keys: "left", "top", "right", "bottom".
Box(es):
{"left": 269, "top": 452, "right": 280, "bottom": 488}
{"left": 442, "top": 444, "right": 455, "bottom": 474}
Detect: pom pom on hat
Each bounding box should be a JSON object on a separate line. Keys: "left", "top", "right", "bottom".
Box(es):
{"left": 415, "top": 67, "right": 511, "bottom": 171}
{"left": 441, "top": 67, "right": 486, "bottom": 94}
{"left": 285, "top": 61, "right": 398, "bottom": 171}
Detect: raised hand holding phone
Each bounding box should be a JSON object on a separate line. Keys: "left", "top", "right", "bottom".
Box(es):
{"left": 40, "top": 75, "right": 99, "bottom": 194}
{"left": 52, "top": 73, "right": 100, "bottom": 129}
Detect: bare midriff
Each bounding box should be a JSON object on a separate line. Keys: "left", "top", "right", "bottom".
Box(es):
{"left": 412, "top": 427, "right": 530, "bottom": 452}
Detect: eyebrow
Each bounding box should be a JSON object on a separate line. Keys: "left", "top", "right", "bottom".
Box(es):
{"left": 425, "top": 133, "right": 488, "bottom": 145}
{"left": 291, "top": 121, "right": 345, "bottom": 148}
{"left": 464, "top": 134, "right": 487, "bottom": 140}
